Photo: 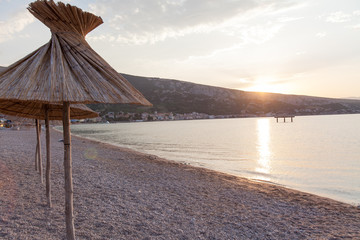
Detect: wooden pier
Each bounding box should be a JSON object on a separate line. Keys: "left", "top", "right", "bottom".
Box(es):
{"left": 275, "top": 116, "right": 295, "bottom": 123}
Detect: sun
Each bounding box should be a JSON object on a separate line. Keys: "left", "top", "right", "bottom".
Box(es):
{"left": 244, "top": 76, "right": 286, "bottom": 94}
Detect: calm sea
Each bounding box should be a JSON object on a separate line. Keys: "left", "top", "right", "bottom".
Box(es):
{"left": 70, "top": 114, "right": 360, "bottom": 205}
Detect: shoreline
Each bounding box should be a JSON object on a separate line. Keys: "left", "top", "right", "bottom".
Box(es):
{"left": 64, "top": 126, "right": 356, "bottom": 206}
{"left": 1, "top": 127, "right": 359, "bottom": 239}
{"left": 66, "top": 124, "right": 360, "bottom": 207}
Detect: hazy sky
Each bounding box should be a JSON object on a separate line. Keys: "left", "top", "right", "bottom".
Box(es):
{"left": 1, "top": 0, "right": 359, "bottom": 98}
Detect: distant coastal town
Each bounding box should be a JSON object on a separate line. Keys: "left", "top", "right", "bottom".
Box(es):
{"left": 2, "top": 108, "right": 359, "bottom": 127}
{"left": 86, "top": 103, "right": 360, "bottom": 123}
{"left": 81, "top": 109, "right": 351, "bottom": 123}
{"left": 0, "top": 111, "right": 242, "bottom": 128}
{"left": 82, "top": 111, "right": 242, "bottom": 123}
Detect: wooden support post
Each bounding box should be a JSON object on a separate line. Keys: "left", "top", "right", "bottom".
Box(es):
{"left": 63, "top": 102, "right": 75, "bottom": 240}
{"left": 275, "top": 116, "right": 295, "bottom": 123}
{"left": 35, "top": 120, "right": 39, "bottom": 171}
{"left": 39, "top": 122, "right": 43, "bottom": 182}
{"left": 36, "top": 119, "right": 43, "bottom": 184}
{"left": 45, "top": 105, "right": 52, "bottom": 208}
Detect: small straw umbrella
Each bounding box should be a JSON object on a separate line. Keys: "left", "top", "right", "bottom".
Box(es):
{"left": 0, "top": 100, "right": 98, "bottom": 207}
{"left": 0, "top": 1, "right": 151, "bottom": 239}
{"left": 0, "top": 101, "right": 98, "bottom": 121}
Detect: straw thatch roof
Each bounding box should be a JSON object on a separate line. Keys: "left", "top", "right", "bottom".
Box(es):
{"left": 0, "top": 100, "right": 98, "bottom": 120}
{"left": 0, "top": 1, "right": 151, "bottom": 106}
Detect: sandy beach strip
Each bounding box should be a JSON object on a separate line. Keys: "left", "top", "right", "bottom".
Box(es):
{"left": 0, "top": 127, "right": 359, "bottom": 239}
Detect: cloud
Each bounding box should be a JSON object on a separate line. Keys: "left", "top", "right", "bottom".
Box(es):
{"left": 296, "top": 51, "right": 307, "bottom": 55}
{"left": 353, "top": 10, "right": 360, "bottom": 16}
{"left": 237, "top": 23, "right": 283, "bottom": 44}
{"left": 277, "top": 16, "right": 304, "bottom": 23}
{"left": 349, "top": 24, "right": 360, "bottom": 29}
{"left": 321, "top": 10, "right": 360, "bottom": 31}
{"left": 0, "top": 10, "right": 34, "bottom": 43}
{"left": 88, "top": 0, "right": 300, "bottom": 45}
{"left": 88, "top": 2, "right": 107, "bottom": 16}
{"left": 87, "top": 33, "right": 116, "bottom": 42}
{"left": 324, "top": 11, "right": 352, "bottom": 23}
{"left": 316, "top": 32, "right": 327, "bottom": 38}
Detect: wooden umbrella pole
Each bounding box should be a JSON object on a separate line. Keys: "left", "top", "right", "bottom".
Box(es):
{"left": 45, "top": 105, "right": 52, "bottom": 207}
{"left": 63, "top": 101, "right": 75, "bottom": 240}
{"left": 35, "top": 119, "right": 39, "bottom": 171}
{"left": 36, "top": 119, "right": 43, "bottom": 184}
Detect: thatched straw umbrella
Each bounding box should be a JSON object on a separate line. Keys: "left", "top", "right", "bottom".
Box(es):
{"left": 0, "top": 1, "right": 151, "bottom": 239}
{"left": 0, "top": 101, "right": 98, "bottom": 121}
{"left": 0, "top": 100, "right": 98, "bottom": 207}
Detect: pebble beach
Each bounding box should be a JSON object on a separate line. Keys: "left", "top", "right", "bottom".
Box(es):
{"left": 1, "top": 127, "right": 359, "bottom": 239}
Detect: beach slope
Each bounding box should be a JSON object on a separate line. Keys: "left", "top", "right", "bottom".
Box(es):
{"left": 0, "top": 128, "right": 359, "bottom": 239}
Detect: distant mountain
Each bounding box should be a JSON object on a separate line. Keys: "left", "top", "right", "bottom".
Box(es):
{"left": 2, "top": 65, "right": 360, "bottom": 116}
{"left": 89, "top": 73, "right": 360, "bottom": 116}
{"left": 346, "top": 97, "right": 360, "bottom": 100}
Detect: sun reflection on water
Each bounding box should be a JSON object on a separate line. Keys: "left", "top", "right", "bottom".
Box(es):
{"left": 255, "top": 118, "right": 271, "bottom": 181}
